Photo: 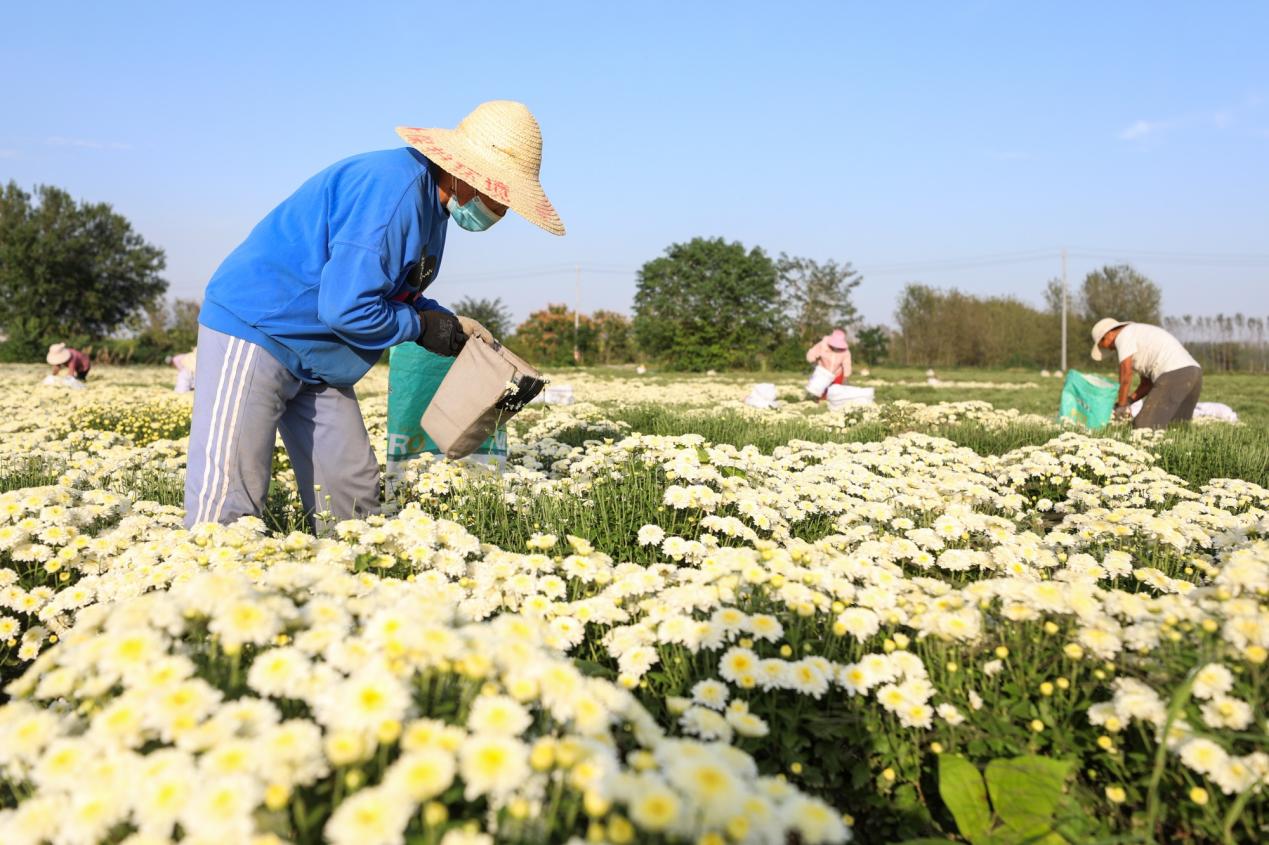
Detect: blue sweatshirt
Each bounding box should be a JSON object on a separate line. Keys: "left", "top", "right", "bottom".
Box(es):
{"left": 200, "top": 147, "right": 448, "bottom": 387}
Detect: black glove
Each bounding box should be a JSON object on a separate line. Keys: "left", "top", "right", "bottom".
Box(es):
{"left": 416, "top": 310, "right": 467, "bottom": 357}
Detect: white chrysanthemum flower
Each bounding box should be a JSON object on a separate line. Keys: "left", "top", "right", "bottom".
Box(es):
{"left": 315, "top": 663, "right": 411, "bottom": 733}
{"left": 324, "top": 785, "right": 413, "bottom": 845}
{"left": 627, "top": 777, "right": 683, "bottom": 833}
{"left": 937, "top": 703, "right": 966, "bottom": 726}
{"left": 680, "top": 705, "right": 734, "bottom": 742}
{"left": 1201, "top": 696, "right": 1254, "bottom": 731}
{"left": 782, "top": 794, "right": 852, "bottom": 844}
{"left": 131, "top": 749, "right": 198, "bottom": 837}
{"left": 384, "top": 747, "right": 457, "bottom": 802}
{"left": 247, "top": 647, "right": 313, "bottom": 700}
{"left": 1191, "top": 663, "right": 1235, "bottom": 700}
{"left": 690, "top": 679, "right": 730, "bottom": 711}
{"left": 1111, "top": 678, "right": 1166, "bottom": 725}
{"left": 1211, "top": 756, "right": 1258, "bottom": 796}
{"left": 726, "top": 708, "right": 770, "bottom": 738}
{"left": 177, "top": 774, "right": 261, "bottom": 841}
{"left": 718, "top": 646, "right": 759, "bottom": 684}
{"left": 787, "top": 659, "right": 831, "bottom": 699}
{"left": 467, "top": 694, "right": 532, "bottom": 736}
{"left": 458, "top": 733, "right": 530, "bottom": 800}
{"left": 665, "top": 754, "right": 742, "bottom": 826}
{"left": 1178, "top": 737, "right": 1229, "bottom": 777}
{"left": 211, "top": 598, "right": 282, "bottom": 650}
{"left": 835, "top": 607, "right": 881, "bottom": 641}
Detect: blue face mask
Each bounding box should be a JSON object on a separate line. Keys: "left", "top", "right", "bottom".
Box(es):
{"left": 446, "top": 193, "right": 504, "bottom": 232}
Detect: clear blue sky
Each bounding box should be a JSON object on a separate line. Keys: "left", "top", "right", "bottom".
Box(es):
{"left": 3, "top": 1, "right": 1267, "bottom": 327}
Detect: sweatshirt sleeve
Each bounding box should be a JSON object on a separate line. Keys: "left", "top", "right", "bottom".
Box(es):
{"left": 842, "top": 348, "right": 852, "bottom": 379}
{"left": 316, "top": 243, "right": 421, "bottom": 350}
{"left": 806, "top": 341, "right": 822, "bottom": 364}
{"left": 414, "top": 296, "right": 451, "bottom": 315}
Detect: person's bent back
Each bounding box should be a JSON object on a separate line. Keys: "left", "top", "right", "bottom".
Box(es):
{"left": 1090, "top": 319, "right": 1201, "bottom": 429}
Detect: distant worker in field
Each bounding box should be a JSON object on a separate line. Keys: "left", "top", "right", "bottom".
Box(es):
{"left": 1091, "top": 318, "right": 1201, "bottom": 429}
{"left": 167, "top": 348, "right": 197, "bottom": 393}
{"left": 805, "top": 329, "right": 852, "bottom": 398}
{"left": 184, "top": 100, "right": 564, "bottom": 528}
{"left": 46, "top": 343, "right": 90, "bottom": 381}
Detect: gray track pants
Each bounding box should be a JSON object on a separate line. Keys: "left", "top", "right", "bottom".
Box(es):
{"left": 183, "top": 326, "right": 380, "bottom": 528}
{"left": 1134, "top": 366, "right": 1202, "bottom": 430}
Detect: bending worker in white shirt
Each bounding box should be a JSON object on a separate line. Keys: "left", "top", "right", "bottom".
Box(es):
{"left": 1090, "top": 318, "right": 1202, "bottom": 429}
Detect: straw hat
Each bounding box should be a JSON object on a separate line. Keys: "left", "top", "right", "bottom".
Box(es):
{"left": 396, "top": 101, "right": 565, "bottom": 236}
{"left": 46, "top": 343, "right": 71, "bottom": 366}
{"left": 1090, "top": 318, "right": 1128, "bottom": 361}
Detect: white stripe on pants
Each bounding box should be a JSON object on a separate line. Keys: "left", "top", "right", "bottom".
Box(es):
{"left": 184, "top": 325, "right": 381, "bottom": 529}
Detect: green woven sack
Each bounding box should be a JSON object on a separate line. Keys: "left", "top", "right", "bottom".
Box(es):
{"left": 385, "top": 343, "right": 507, "bottom": 479}
{"left": 1058, "top": 369, "right": 1118, "bottom": 429}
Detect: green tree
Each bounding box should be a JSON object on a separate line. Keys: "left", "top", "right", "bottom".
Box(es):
{"left": 894, "top": 283, "right": 1055, "bottom": 368}
{"left": 169, "top": 298, "right": 201, "bottom": 350}
{"left": 451, "top": 296, "right": 513, "bottom": 340}
{"left": 633, "top": 237, "right": 781, "bottom": 371}
{"left": 509, "top": 303, "right": 595, "bottom": 367}
{"left": 854, "top": 325, "right": 890, "bottom": 366}
{"left": 0, "top": 182, "right": 167, "bottom": 359}
{"left": 591, "top": 309, "right": 635, "bottom": 364}
{"left": 777, "top": 253, "right": 862, "bottom": 345}
{"left": 1080, "top": 264, "right": 1162, "bottom": 325}
{"left": 893, "top": 283, "right": 942, "bottom": 365}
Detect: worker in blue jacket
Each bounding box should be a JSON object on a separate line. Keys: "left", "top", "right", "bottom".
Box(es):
{"left": 185, "top": 100, "right": 564, "bottom": 528}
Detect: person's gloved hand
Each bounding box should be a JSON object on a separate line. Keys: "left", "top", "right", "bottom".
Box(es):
{"left": 1113, "top": 404, "right": 1132, "bottom": 421}
{"left": 416, "top": 310, "right": 467, "bottom": 357}
{"left": 457, "top": 316, "right": 494, "bottom": 344}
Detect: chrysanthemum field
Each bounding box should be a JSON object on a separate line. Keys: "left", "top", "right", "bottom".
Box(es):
{"left": 1, "top": 364, "right": 1267, "bottom": 845}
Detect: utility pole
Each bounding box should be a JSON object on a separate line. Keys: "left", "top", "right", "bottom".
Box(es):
{"left": 573, "top": 263, "right": 581, "bottom": 364}
{"left": 1060, "top": 247, "right": 1068, "bottom": 373}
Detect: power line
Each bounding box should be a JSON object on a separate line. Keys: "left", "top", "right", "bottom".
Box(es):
{"left": 858, "top": 253, "right": 1062, "bottom": 276}
{"left": 1067, "top": 246, "right": 1269, "bottom": 261}
{"left": 439, "top": 246, "right": 1269, "bottom": 284}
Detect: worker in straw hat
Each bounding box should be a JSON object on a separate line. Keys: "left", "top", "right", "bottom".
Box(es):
{"left": 46, "top": 343, "right": 91, "bottom": 381}
{"left": 1090, "top": 318, "right": 1201, "bottom": 429}
{"left": 805, "top": 328, "right": 852, "bottom": 398}
{"left": 185, "top": 100, "right": 564, "bottom": 528}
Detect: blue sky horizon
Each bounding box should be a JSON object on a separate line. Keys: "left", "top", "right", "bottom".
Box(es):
{"left": 3, "top": 1, "right": 1267, "bottom": 329}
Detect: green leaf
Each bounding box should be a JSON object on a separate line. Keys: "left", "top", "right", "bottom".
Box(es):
{"left": 938, "top": 754, "right": 992, "bottom": 844}
{"left": 572, "top": 659, "right": 615, "bottom": 679}
{"left": 892, "top": 839, "right": 958, "bottom": 845}
{"left": 1049, "top": 790, "right": 1102, "bottom": 842}
{"left": 985, "top": 756, "right": 1073, "bottom": 838}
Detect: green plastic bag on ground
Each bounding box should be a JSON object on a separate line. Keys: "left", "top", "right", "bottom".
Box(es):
{"left": 386, "top": 343, "right": 507, "bottom": 486}
{"left": 1058, "top": 369, "right": 1118, "bottom": 429}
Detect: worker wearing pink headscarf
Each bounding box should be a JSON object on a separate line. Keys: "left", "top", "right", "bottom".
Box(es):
{"left": 806, "top": 329, "right": 852, "bottom": 396}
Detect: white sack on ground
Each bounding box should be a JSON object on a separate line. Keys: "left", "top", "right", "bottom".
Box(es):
{"left": 544, "top": 385, "right": 575, "bottom": 405}
{"left": 1129, "top": 399, "right": 1238, "bottom": 423}
{"left": 41, "top": 375, "right": 85, "bottom": 390}
{"left": 745, "top": 383, "right": 780, "bottom": 409}
{"left": 826, "top": 384, "right": 875, "bottom": 410}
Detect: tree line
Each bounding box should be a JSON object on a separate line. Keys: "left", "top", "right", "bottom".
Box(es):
{"left": 3, "top": 181, "right": 1265, "bottom": 372}
{"left": 464, "top": 237, "right": 884, "bottom": 370}
{"left": 1162, "top": 314, "right": 1269, "bottom": 373}
{"left": 893, "top": 264, "right": 1167, "bottom": 370}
